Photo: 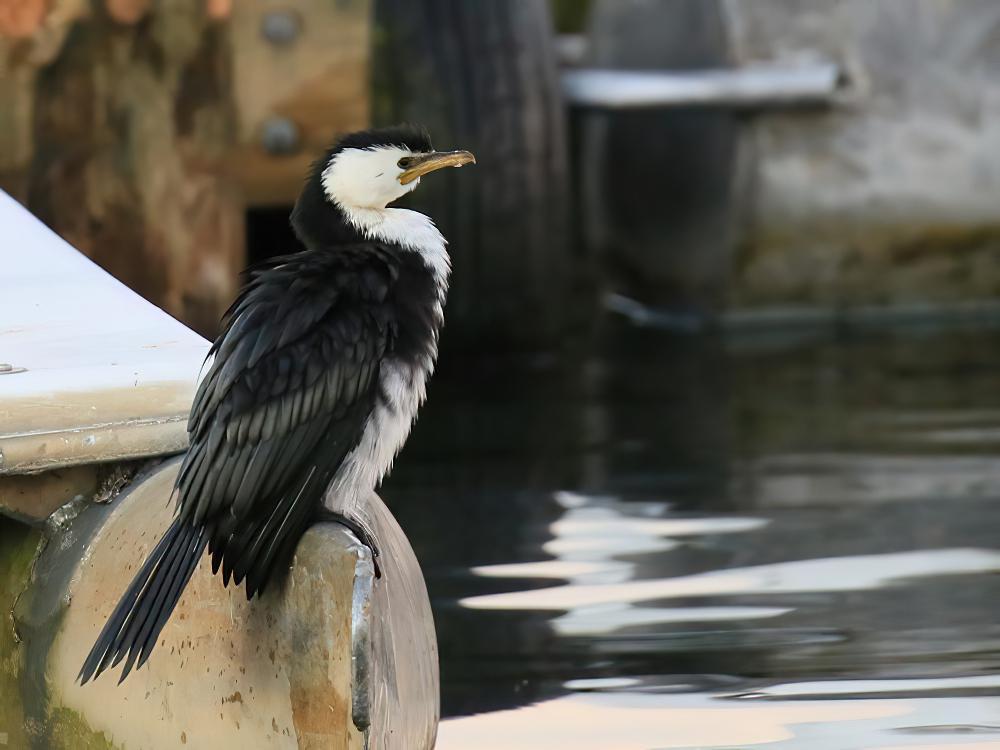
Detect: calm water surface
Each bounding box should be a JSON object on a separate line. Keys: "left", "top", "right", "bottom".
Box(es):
{"left": 385, "top": 319, "right": 1000, "bottom": 749}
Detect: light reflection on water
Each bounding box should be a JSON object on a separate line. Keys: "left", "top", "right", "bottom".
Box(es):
{"left": 386, "top": 320, "right": 1000, "bottom": 748}
{"left": 436, "top": 692, "right": 999, "bottom": 750}
{"left": 465, "top": 546, "right": 1000, "bottom": 610}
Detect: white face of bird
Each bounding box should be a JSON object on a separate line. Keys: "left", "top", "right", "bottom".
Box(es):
{"left": 321, "top": 146, "right": 475, "bottom": 211}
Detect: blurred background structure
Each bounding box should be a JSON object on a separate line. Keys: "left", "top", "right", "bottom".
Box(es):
{"left": 4, "top": 0, "right": 1000, "bottom": 344}
{"left": 577, "top": 0, "right": 1000, "bottom": 315}
{"left": 0, "top": 0, "right": 571, "bottom": 345}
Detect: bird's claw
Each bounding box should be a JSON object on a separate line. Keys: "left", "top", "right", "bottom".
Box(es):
{"left": 317, "top": 510, "right": 382, "bottom": 579}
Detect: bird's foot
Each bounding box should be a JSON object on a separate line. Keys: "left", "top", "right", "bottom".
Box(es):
{"left": 316, "top": 509, "right": 382, "bottom": 579}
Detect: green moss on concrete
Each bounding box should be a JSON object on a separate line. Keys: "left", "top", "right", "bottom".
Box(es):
{"left": 733, "top": 223, "right": 1000, "bottom": 309}
{"left": 0, "top": 518, "right": 43, "bottom": 750}
{"left": 1, "top": 518, "right": 118, "bottom": 749}
{"left": 46, "top": 707, "right": 120, "bottom": 750}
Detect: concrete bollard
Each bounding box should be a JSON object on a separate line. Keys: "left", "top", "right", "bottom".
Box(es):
{"left": 12, "top": 460, "right": 438, "bottom": 750}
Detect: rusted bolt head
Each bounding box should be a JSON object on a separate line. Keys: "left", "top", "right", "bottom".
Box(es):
{"left": 261, "top": 10, "right": 301, "bottom": 45}
{"left": 261, "top": 117, "right": 300, "bottom": 155}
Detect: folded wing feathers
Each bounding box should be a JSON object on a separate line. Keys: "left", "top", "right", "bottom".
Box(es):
{"left": 181, "top": 249, "right": 394, "bottom": 521}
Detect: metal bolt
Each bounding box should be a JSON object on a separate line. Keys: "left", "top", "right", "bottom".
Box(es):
{"left": 261, "top": 117, "right": 300, "bottom": 155}
{"left": 261, "top": 10, "right": 301, "bottom": 46}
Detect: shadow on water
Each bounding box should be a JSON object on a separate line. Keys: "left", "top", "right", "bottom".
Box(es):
{"left": 385, "top": 317, "right": 1000, "bottom": 748}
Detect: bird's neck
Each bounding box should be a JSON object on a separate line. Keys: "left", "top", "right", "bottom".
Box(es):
{"left": 340, "top": 204, "right": 452, "bottom": 288}
{"left": 291, "top": 192, "right": 451, "bottom": 288}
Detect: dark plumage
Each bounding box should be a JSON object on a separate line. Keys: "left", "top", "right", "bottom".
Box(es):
{"left": 79, "top": 125, "right": 460, "bottom": 684}
{"left": 335, "top": 122, "right": 432, "bottom": 153}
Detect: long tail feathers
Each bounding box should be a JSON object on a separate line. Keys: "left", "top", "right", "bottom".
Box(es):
{"left": 79, "top": 517, "right": 208, "bottom": 685}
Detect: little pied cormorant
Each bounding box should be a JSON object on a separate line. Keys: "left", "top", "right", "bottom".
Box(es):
{"left": 79, "top": 124, "right": 474, "bottom": 684}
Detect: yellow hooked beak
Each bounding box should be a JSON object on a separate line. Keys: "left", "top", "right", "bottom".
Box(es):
{"left": 398, "top": 150, "right": 476, "bottom": 185}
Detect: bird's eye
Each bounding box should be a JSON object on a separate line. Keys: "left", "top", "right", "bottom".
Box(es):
{"left": 398, "top": 156, "right": 418, "bottom": 169}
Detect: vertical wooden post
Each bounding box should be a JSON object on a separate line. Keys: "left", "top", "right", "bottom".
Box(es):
{"left": 372, "top": 0, "right": 573, "bottom": 349}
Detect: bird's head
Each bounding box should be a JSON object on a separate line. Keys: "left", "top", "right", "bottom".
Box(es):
{"left": 292, "top": 124, "right": 475, "bottom": 247}
{"left": 321, "top": 124, "right": 475, "bottom": 210}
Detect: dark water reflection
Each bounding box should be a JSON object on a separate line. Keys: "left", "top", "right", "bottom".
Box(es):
{"left": 386, "top": 319, "right": 1000, "bottom": 748}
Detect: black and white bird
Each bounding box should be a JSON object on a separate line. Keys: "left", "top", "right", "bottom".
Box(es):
{"left": 79, "top": 124, "right": 474, "bottom": 684}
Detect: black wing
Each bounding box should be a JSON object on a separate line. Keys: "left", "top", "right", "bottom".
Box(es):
{"left": 177, "top": 246, "right": 397, "bottom": 595}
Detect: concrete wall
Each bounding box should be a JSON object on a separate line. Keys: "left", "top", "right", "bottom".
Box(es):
{"left": 725, "top": 0, "right": 1000, "bottom": 307}
{"left": 583, "top": 0, "right": 1000, "bottom": 315}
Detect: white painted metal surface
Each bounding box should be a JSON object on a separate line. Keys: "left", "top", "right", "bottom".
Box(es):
{"left": 562, "top": 63, "right": 841, "bottom": 109}
{"left": 0, "top": 190, "right": 210, "bottom": 474}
